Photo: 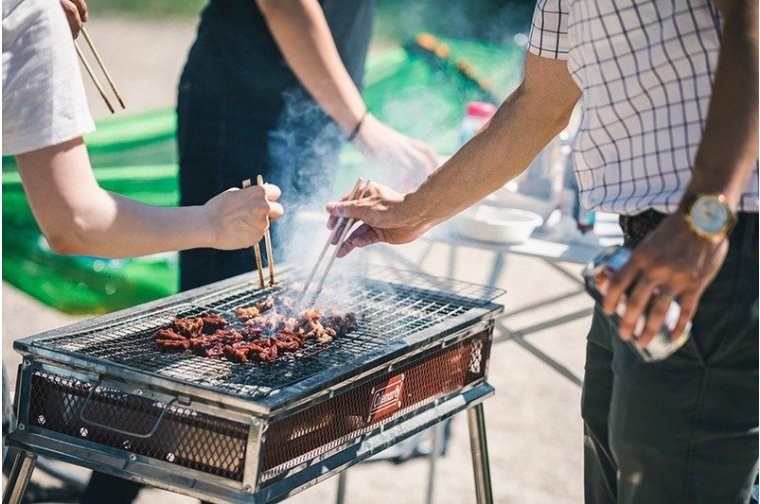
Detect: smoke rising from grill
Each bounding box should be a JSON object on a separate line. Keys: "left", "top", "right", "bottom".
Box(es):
{"left": 266, "top": 5, "right": 530, "bottom": 301}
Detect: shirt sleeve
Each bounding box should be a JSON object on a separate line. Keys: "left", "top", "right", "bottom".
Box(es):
{"left": 2, "top": 0, "right": 95, "bottom": 156}
{"left": 527, "top": 0, "right": 570, "bottom": 60}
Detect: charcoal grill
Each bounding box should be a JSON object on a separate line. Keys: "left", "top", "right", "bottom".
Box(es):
{"left": 4, "top": 265, "right": 503, "bottom": 504}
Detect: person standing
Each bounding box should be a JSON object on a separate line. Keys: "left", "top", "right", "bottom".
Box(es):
{"left": 325, "top": 1, "right": 758, "bottom": 502}
{"left": 3, "top": 2, "right": 282, "bottom": 503}
{"left": 177, "top": 0, "right": 438, "bottom": 291}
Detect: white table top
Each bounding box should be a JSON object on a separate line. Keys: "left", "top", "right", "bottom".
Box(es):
{"left": 425, "top": 213, "right": 624, "bottom": 265}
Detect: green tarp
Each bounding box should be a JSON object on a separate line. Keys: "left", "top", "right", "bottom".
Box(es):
{"left": 2, "top": 36, "right": 523, "bottom": 314}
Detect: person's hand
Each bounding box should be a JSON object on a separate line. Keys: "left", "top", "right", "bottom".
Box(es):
{"left": 602, "top": 213, "right": 729, "bottom": 347}
{"left": 60, "top": 0, "right": 88, "bottom": 39}
{"left": 352, "top": 114, "right": 439, "bottom": 191}
{"left": 203, "top": 183, "right": 284, "bottom": 250}
{"left": 325, "top": 182, "right": 434, "bottom": 257}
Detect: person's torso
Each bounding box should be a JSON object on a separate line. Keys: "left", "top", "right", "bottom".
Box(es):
{"left": 181, "top": 0, "right": 374, "bottom": 118}
{"left": 564, "top": 0, "right": 758, "bottom": 214}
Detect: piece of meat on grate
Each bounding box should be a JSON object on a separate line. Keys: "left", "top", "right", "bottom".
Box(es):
{"left": 235, "top": 306, "right": 260, "bottom": 321}
{"left": 152, "top": 328, "right": 185, "bottom": 341}
{"left": 200, "top": 312, "right": 228, "bottom": 333}
{"left": 272, "top": 331, "right": 303, "bottom": 351}
{"left": 155, "top": 338, "right": 190, "bottom": 352}
{"left": 172, "top": 317, "right": 204, "bottom": 338}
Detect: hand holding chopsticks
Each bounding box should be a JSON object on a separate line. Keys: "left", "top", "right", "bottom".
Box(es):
{"left": 297, "top": 178, "right": 371, "bottom": 307}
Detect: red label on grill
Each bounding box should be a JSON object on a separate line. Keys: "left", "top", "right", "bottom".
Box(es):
{"left": 368, "top": 374, "right": 405, "bottom": 421}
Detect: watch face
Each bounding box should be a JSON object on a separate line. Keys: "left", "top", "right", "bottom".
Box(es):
{"left": 691, "top": 197, "right": 729, "bottom": 235}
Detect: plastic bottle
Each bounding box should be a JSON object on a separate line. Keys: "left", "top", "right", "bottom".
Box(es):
{"left": 458, "top": 101, "right": 496, "bottom": 146}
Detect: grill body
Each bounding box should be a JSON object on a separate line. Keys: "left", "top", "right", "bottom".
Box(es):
{"left": 7, "top": 267, "right": 502, "bottom": 503}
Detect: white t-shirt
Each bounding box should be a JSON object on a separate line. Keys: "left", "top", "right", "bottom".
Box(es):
{"left": 2, "top": 0, "right": 95, "bottom": 156}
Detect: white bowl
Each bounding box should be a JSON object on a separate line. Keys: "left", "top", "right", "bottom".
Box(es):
{"left": 453, "top": 206, "right": 544, "bottom": 245}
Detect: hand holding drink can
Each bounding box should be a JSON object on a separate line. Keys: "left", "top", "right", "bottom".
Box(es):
{"left": 582, "top": 245, "right": 691, "bottom": 362}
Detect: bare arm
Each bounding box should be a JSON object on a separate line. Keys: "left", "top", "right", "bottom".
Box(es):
{"left": 326, "top": 53, "right": 581, "bottom": 254}
{"left": 604, "top": 0, "right": 758, "bottom": 344}
{"left": 256, "top": 0, "right": 364, "bottom": 133}
{"left": 683, "top": 0, "right": 758, "bottom": 203}
{"left": 17, "top": 138, "right": 283, "bottom": 258}
{"left": 256, "top": 0, "right": 437, "bottom": 184}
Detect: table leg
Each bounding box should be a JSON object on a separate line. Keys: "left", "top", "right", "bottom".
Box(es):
{"left": 2, "top": 450, "right": 37, "bottom": 504}
{"left": 467, "top": 404, "right": 493, "bottom": 504}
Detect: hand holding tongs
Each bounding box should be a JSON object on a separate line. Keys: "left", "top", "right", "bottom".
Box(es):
{"left": 296, "top": 178, "right": 371, "bottom": 307}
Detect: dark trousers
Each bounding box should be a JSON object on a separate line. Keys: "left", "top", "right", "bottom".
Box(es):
{"left": 176, "top": 80, "right": 342, "bottom": 292}
{"left": 582, "top": 212, "right": 759, "bottom": 503}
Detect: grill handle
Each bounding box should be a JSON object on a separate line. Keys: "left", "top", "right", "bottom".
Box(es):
{"left": 79, "top": 381, "right": 178, "bottom": 439}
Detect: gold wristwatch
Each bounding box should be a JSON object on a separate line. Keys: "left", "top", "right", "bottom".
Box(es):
{"left": 682, "top": 193, "right": 738, "bottom": 241}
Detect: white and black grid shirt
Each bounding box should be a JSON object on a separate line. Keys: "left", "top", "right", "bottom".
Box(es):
{"left": 528, "top": 0, "right": 759, "bottom": 215}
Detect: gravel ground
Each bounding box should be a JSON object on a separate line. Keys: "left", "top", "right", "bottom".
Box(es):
{"left": 3, "top": 14, "right": 593, "bottom": 504}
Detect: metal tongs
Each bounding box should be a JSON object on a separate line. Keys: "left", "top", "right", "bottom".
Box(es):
{"left": 296, "top": 178, "right": 371, "bottom": 307}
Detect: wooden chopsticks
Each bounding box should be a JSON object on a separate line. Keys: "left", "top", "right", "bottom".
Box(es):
{"left": 242, "top": 177, "right": 276, "bottom": 289}
{"left": 75, "top": 27, "right": 125, "bottom": 113}
{"left": 242, "top": 179, "right": 266, "bottom": 288}
{"left": 257, "top": 175, "right": 276, "bottom": 287}
{"left": 297, "top": 178, "right": 370, "bottom": 307}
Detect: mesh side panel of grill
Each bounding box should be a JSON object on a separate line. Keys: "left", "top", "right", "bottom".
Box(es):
{"left": 260, "top": 331, "right": 490, "bottom": 482}
{"left": 28, "top": 370, "right": 249, "bottom": 481}
{"left": 30, "top": 271, "right": 495, "bottom": 400}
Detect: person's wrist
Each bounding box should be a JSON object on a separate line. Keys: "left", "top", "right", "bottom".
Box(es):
{"left": 194, "top": 204, "right": 218, "bottom": 249}
{"left": 403, "top": 188, "right": 443, "bottom": 231}
{"left": 347, "top": 109, "right": 368, "bottom": 142}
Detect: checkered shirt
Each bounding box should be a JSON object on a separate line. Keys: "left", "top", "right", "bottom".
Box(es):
{"left": 528, "top": 0, "right": 759, "bottom": 214}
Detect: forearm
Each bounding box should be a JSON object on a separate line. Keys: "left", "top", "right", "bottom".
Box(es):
{"left": 61, "top": 190, "right": 214, "bottom": 258}
{"left": 17, "top": 139, "right": 215, "bottom": 258}
{"left": 683, "top": 0, "right": 758, "bottom": 209}
{"left": 257, "top": 0, "right": 365, "bottom": 133}
{"left": 407, "top": 66, "right": 579, "bottom": 225}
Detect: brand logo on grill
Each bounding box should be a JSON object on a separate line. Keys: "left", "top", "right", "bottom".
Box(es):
{"left": 368, "top": 374, "right": 405, "bottom": 421}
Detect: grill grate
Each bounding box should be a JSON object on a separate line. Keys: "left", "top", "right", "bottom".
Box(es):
{"left": 31, "top": 267, "right": 503, "bottom": 400}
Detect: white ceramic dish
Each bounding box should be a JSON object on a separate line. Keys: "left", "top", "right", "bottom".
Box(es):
{"left": 453, "top": 205, "right": 544, "bottom": 245}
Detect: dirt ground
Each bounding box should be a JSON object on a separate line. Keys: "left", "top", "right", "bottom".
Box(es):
{"left": 3, "top": 15, "right": 594, "bottom": 504}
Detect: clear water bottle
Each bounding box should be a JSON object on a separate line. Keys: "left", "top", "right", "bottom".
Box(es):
{"left": 458, "top": 101, "right": 496, "bottom": 146}
{"left": 582, "top": 245, "right": 691, "bottom": 362}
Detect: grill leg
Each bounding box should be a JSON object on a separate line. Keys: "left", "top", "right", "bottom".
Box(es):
{"left": 335, "top": 470, "right": 347, "bottom": 504}
{"left": 467, "top": 404, "right": 493, "bottom": 504}
{"left": 425, "top": 423, "right": 443, "bottom": 504}
{"left": 2, "top": 450, "right": 38, "bottom": 504}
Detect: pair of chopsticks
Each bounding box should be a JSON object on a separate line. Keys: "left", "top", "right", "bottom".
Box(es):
{"left": 242, "top": 176, "right": 276, "bottom": 288}
{"left": 75, "top": 27, "right": 125, "bottom": 114}
{"left": 296, "top": 178, "right": 371, "bottom": 307}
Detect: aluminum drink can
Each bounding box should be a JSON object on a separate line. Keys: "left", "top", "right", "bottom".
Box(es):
{"left": 581, "top": 245, "right": 691, "bottom": 363}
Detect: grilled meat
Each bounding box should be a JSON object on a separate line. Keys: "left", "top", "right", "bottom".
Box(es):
{"left": 172, "top": 317, "right": 204, "bottom": 338}
{"left": 152, "top": 328, "right": 185, "bottom": 341}
{"left": 235, "top": 306, "right": 260, "bottom": 321}
{"left": 152, "top": 295, "right": 357, "bottom": 363}
{"left": 155, "top": 338, "right": 190, "bottom": 352}
{"left": 200, "top": 312, "right": 228, "bottom": 332}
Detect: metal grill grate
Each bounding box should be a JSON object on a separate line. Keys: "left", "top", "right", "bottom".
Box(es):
{"left": 28, "top": 370, "right": 249, "bottom": 481}
{"left": 31, "top": 267, "right": 503, "bottom": 400}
